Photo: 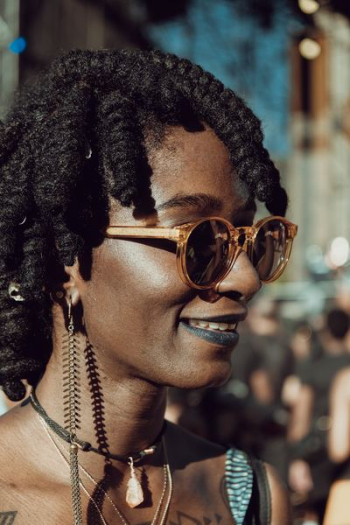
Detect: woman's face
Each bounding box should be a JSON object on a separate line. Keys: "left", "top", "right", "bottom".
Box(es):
{"left": 73, "top": 126, "right": 261, "bottom": 389}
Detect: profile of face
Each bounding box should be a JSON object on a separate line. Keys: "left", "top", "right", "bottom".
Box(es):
{"left": 67, "top": 126, "right": 261, "bottom": 390}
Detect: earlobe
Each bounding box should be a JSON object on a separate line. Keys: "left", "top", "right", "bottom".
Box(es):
{"left": 66, "top": 286, "right": 81, "bottom": 306}
{"left": 63, "top": 261, "right": 82, "bottom": 306}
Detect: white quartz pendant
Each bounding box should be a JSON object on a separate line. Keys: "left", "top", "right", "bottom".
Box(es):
{"left": 126, "top": 474, "right": 144, "bottom": 508}
{"left": 126, "top": 457, "right": 144, "bottom": 508}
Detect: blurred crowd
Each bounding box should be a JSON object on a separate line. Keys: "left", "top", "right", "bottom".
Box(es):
{"left": 166, "top": 294, "right": 350, "bottom": 525}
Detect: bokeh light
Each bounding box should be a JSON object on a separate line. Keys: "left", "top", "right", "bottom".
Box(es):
{"left": 328, "top": 237, "right": 350, "bottom": 267}
{"left": 298, "top": 0, "right": 320, "bottom": 15}
{"left": 8, "top": 36, "right": 27, "bottom": 54}
{"left": 299, "top": 37, "right": 321, "bottom": 59}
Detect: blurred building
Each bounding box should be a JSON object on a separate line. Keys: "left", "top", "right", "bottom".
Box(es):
{"left": 1, "top": 0, "right": 156, "bottom": 114}
{"left": 288, "top": 9, "right": 350, "bottom": 281}
{"left": 18, "top": 0, "right": 151, "bottom": 83}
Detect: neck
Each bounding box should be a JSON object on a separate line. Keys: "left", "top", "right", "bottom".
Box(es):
{"left": 35, "top": 306, "right": 167, "bottom": 466}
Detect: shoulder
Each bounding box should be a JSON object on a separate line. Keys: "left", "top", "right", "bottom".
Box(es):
{"left": 0, "top": 407, "right": 25, "bottom": 482}
{"left": 0, "top": 409, "right": 32, "bottom": 517}
{"left": 164, "top": 423, "right": 236, "bottom": 522}
{"left": 165, "top": 421, "right": 228, "bottom": 489}
{"left": 0, "top": 406, "right": 71, "bottom": 524}
{"left": 0, "top": 405, "right": 36, "bottom": 503}
{"left": 0, "top": 402, "right": 65, "bottom": 494}
{"left": 264, "top": 463, "right": 292, "bottom": 525}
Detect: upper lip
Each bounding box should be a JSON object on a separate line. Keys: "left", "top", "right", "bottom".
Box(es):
{"left": 181, "top": 312, "right": 247, "bottom": 324}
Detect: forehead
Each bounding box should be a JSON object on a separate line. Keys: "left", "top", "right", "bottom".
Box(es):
{"left": 111, "top": 126, "right": 254, "bottom": 223}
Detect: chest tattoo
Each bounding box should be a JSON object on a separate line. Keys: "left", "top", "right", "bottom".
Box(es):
{"left": 0, "top": 512, "right": 17, "bottom": 524}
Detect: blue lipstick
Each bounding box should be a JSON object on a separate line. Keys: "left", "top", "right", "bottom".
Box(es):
{"left": 180, "top": 321, "right": 239, "bottom": 347}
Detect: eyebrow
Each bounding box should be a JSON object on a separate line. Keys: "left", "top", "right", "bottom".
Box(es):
{"left": 157, "top": 193, "right": 223, "bottom": 213}
{"left": 157, "top": 192, "right": 257, "bottom": 216}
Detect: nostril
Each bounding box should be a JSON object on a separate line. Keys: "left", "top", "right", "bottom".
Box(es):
{"left": 219, "top": 290, "right": 244, "bottom": 302}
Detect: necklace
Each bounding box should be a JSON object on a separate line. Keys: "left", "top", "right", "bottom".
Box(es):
{"left": 37, "top": 413, "right": 173, "bottom": 525}
{"left": 30, "top": 390, "right": 167, "bottom": 508}
{"left": 29, "top": 391, "right": 165, "bottom": 464}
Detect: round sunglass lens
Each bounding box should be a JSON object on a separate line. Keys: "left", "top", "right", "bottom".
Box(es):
{"left": 186, "top": 220, "right": 231, "bottom": 287}
{"left": 252, "top": 219, "right": 287, "bottom": 281}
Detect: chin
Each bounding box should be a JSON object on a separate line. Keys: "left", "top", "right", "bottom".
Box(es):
{"left": 167, "top": 360, "right": 232, "bottom": 390}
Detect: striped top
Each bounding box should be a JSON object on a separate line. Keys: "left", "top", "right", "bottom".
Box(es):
{"left": 225, "top": 448, "right": 253, "bottom": 525}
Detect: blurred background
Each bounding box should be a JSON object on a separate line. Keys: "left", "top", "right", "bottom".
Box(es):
{"left": 1, "top": 1, "right": 350, "bottom": 523}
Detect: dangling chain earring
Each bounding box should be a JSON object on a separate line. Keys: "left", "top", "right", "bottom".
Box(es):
{"left": 63, "top": 296, "right": 83, "bottom": 525}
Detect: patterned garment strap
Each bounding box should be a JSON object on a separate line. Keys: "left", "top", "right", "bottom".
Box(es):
{"left": 225, "top": 448, "right": 253, "bottom": 525}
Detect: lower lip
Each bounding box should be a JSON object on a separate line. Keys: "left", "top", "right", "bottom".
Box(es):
{"left": 180, "top": 321, "right": 239, "bottom": 347}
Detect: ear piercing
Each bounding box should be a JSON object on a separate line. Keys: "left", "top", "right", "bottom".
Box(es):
{"left": 50, "top": 290, "right": 65, "bottom": 302}
{"left": 8, "top": 282, "right": 68, "bottom": 303}
{"left": 8, "top": 282, "right": 25, "bottom": 302}
{"left": 84, "top": 139, "right": 92, "bottom": 159}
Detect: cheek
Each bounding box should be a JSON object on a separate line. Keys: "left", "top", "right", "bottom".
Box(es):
{"left": 81, "top": 239, "right": 192, "bottom": 346}
{"left": 103, "top": 238, "right": 180, "bottom": 295}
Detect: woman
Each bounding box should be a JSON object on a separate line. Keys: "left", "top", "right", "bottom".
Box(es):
{"left": 0, "top": 49, "right": 295, "bottom": 524}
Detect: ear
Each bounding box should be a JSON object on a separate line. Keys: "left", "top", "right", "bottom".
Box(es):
{"left": 63, "top": 259, "right": 82, "bottom": 306}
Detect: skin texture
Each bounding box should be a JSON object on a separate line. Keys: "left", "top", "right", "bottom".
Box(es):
{"left": 0, "top": 127, "right": 291, "bottom": 524}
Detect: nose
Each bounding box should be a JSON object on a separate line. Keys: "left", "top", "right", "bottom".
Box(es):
{"left": 215, "top": 249, "right": 261, "bottom": 302}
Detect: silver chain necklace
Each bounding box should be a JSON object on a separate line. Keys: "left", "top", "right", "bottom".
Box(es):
{"left": 37, "top": 414, "right": 173, "bottom": 524}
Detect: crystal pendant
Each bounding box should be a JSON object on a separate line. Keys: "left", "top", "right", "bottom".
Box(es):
{"left": 126, "top": 475, "right": 144, "bottom": 508}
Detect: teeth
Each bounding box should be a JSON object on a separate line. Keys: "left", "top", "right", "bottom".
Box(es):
{"left": 188, "top": 320, "right": 238, "bottom": 331}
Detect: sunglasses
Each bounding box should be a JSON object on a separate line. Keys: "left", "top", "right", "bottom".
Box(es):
{"left": 105, "top": 216, "right": 298, "bottom": 290}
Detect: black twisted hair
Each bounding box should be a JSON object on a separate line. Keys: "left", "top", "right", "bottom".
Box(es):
{"left": 0, "top": 48, "right": 288, "bottom": 401}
